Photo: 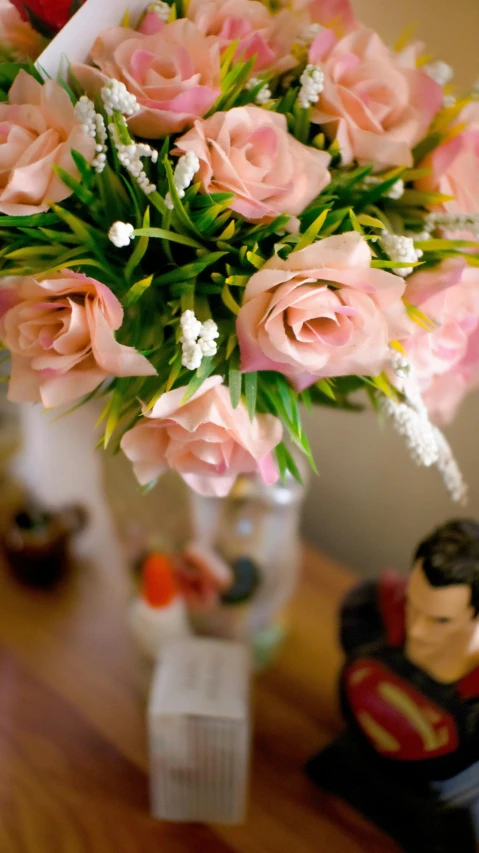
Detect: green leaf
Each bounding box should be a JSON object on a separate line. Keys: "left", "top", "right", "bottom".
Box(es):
{"left": 413, "top": 132, "right": 443, "bottom": 166}
{"left": 226, "top": 333, "right": 237, "bottom": 360}
{"left": 217, "top": 220, "right": 235, "bottom": 241}
{"left": 51, "top": 165, "right": 96, "bottom": 206}
{"left": 70, "top": 149, "right": 93, "bottom": 184}
{"left": 370, "top": 372, "right": 399, "bottom": 401}
{"left": 103, "top": 392, "right": 122, "bottom": 449}
{"left": 416, "top": 238, "right": 479, "bottom": 251}
{"left": 246, "top": 250, "right": 264, "bottom": 270}
{"left": 163, "top": 158, "right": 203, "bottom": 240}
{"left": 349, "top": 208, "right": 363, "bottom": 233}
{"left": 371, "top": 259, "right": 422, "bottom": 270}
{"left": 247, "top": 214, "right": 291, "bottom": 239}
{"left": 401, "top": 189, "right": 455, "bottom": 206}
{"left": 357, "top": 172, "right": 406, "bottom": 208}
{"left": 315, "top": 379, "right": 336, "bottom": 401}
{"left": 221, "top": 282, "right": 242, "bottom": 315}
{"left": 244, "top": 372, "right": 257, "bottom": 422}
{"left": 275, "top": 374, "right": 293, "bottom": 421}
{"left": 124, "top": 275, "right": 153, "bottom": 306}
{"left": 154, "top": 252, "right": 226, "bottom": 285}
{"left": 125, "top": 207, "right": 150, "bottom": 282}
{"left": 275, "top": 442, "right": 288, "bottom": 483}
{"left": 228, "top": 365, "right": 242, "bottom": 409}
{"left": 182, "top": 356, "right": 217, "bottom": 404}
{"left": 181, "top": 288, "right": 195, "bottom": 312}
{"left": 294, "top": 209, "right": 330, "bottom": 252}
{"left": 300, "top": 387, "right": 312, "bottom": 412}
{"left": 5, "top": 244, "right": 61, "bottom": 259}
{"left": 0, "top": 212, "right": 58, "bottom": 228}
{"left": 404, "top": 300, "right": 436, "bottom": 331}
{"left": 50, "top": 204, "right": 99, "bottom": 248}
{"left": 134, "top": 226, "right": 204, "bottom": 250}
{"left": 357, "top": 213, "right": 385, "bottom": 230}
{"left": 276, "top": 443, "right": 304, "bottom": 485}
{"left": 165, "top": 353, "right": 183, "bottom": 392}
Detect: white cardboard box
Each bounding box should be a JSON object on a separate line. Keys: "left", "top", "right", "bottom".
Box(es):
{"left": 148, "top": 638, "right": 251, "bottom": 824}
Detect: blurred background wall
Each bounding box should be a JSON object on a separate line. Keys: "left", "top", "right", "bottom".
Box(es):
{"left": 302, "top": 0, "right": 479, "bottom": 574}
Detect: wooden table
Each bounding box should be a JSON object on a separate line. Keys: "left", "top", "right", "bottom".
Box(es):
{"left": 0, "top": 542, "right": 399, "bottom": 852}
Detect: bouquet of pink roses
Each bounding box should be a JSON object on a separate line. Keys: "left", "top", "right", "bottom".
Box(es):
{"left": 0, "top": 0, "right": 476, "bottom": 501}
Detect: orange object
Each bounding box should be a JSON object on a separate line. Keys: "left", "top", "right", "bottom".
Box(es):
{"left": 142, "top": 553, "right": 179, "bottom": 608}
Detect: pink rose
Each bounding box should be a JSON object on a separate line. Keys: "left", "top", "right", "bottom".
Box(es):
{"left": 0, "top": 0, "right": 42, "bottom": 59}
{"left": 120, "top": 376, "right": 283, "bottom": 497}
{"left": 404, "top": 258, "right": 479, "bottom": 423}
{"left": 137, "top": 9, "right": 166, "bottom": 35}
{"left": 0, "top": 70, "right": 96, "bottom": 216}
{"left": 186, "top": 0, "right": 296, "bottom": 75}
{"left": 174, "top": 106, "right": 331, "bottom": 223}
{"left": 72, "top": 19, "right": 221, "bottom": 138}
{"left": 286, "top": 0, "right": 357, "bottom": 35}
{"left": 0, "top": 270, "right": 156, "bottom": 408}
{"left": 304, "top": 0, "right": 357, "bottom": 33}
{"left": 309, "top": 26, "right": 443, "bottom": 167}
{"left": 236, "top": 232, "right": 412, "bottom": 390}
{"left": 416, "top": 101, "right": 479, "bottom": 227}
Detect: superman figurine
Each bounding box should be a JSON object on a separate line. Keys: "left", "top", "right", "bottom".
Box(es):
{"left": 306, "top": 519, "right": 479, "bottom": 853}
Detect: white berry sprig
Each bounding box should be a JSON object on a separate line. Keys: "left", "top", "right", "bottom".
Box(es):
{"left": 108, "top": 221, "right": 135, "bottom": 248}
{"left": 180, "top": 310, "right": 219, "bottom": 371}
{"left": 379, "top": 231, "right": 423, "bottom": 277}
{"left": 298, "top": 64, "right": 325, "bottom": 109}
{"left": 382, "top": 350, "right": 467, "bottom": 503}
{"left": 165, "top": 151, "right": 200, "bottom": 210}
{"left": 74, "top": 95, "right": 108, "bottom": 174}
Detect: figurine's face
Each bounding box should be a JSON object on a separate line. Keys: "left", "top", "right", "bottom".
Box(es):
{"left": 406, "top": 561, "right": 476, "bottom": 668}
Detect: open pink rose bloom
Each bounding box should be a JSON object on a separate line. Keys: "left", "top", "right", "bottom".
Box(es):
{"left": 175, "top": 106, "right": 331, "bottom": 223}
{"left": 237, "top": 232, "right": 412, "bottom": 390}
{"left": 0, "top": 70, "right": 96, "bottom": 215}
{"left": 309, "top": 26, "right": 443, "bottom": 166}
{"left": 404, "top": 259, "right": 479, "bottom": 423}
{"left": 121, "top": 377, "right": 282, "bottom": 497}
{"left": 73, "top": 19, "right": 222, "bottom": 137}
{"left": 0, "top": 270, "right": 155, "bottom": 408}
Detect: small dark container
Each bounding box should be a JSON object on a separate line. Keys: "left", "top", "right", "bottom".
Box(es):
{"left": 3, "top": 504, "right": 87, "bottom": 588}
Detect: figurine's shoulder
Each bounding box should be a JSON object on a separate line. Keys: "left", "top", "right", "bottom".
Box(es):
{"left": 340, "top": 571, "right": 407, "bottom": 654}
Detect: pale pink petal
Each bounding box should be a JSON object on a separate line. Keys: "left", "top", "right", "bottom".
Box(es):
{"left": 87, "top": 298, "right": 156, "bottom": 378}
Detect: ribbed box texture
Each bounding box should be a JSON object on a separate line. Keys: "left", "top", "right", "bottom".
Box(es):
{"left": 148, "top": 638, "right": 250, "bottom": 824}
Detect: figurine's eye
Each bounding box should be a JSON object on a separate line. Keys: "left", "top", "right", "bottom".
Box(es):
{"left": 435, "top": 617, "right": 451, "bottom": 624}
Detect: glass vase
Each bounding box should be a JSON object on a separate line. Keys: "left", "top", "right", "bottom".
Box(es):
{"left": 189, "top": 465, "right": 308, "bottom": 667}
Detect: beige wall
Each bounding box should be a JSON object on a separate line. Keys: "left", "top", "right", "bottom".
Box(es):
{"left": 302, "top": 0, "right": 479, "bottom": 574}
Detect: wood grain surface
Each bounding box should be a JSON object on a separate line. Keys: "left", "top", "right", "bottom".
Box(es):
{"left": 0, "top": 542, "right": 399, "bottom": 852}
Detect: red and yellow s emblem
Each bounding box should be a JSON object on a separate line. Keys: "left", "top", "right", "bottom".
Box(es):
{"left": 344, "top": 658, "right": 459, "bottom": 760}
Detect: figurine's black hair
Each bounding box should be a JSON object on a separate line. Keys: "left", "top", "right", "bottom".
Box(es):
{"left": 414, "top": 519, "right": 479, "bottom": 615}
